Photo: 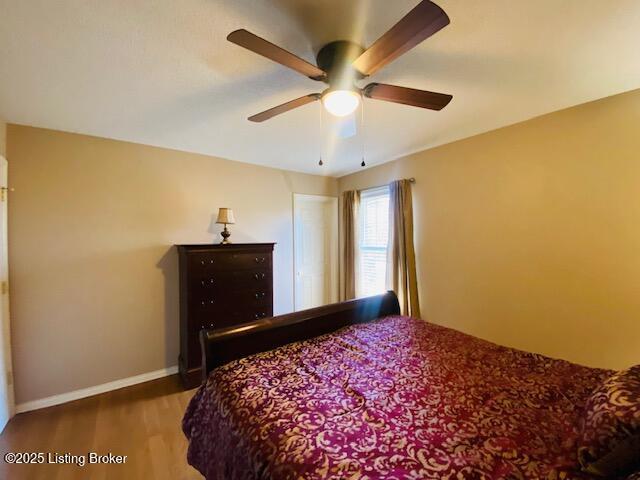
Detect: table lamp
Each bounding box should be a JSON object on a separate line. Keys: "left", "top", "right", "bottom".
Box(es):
{"left": 216, "top": 208, "right": 235, "bottom": 244}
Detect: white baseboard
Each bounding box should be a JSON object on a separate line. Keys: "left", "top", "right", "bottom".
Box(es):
{"left": 15, "top": 365, "right": 179, "bottom": 414}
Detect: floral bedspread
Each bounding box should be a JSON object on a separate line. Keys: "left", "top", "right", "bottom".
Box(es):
{"left": 183, "top": 316, "right": 616, "bottom": 479}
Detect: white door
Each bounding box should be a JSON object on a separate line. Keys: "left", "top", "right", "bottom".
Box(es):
{"left": 0, "top": 156, "right": 13, "bottom": 431}
{"left": 293, "top": 194, "right": 338, "bottom": 311}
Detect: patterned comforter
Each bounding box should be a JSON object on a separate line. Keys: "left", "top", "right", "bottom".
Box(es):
{"left": 182, "top": 316, "right": 619, "bottom": 479}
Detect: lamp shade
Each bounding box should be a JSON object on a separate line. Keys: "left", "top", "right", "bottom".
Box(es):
{"left": 216, "top": 208, "right": 235, "bottom": 225}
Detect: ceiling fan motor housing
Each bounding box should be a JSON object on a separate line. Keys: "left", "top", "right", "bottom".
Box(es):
{"left": 316, "top": 40, "right": 366, "bottom": 88}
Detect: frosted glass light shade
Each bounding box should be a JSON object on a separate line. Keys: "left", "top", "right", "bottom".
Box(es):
{"left": 322, "top": 90, "right": 360, "bottom": 117}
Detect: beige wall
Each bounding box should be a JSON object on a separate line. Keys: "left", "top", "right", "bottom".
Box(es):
{"left": 7, "top": 125, "right": 337, "bottom": 404}
{"left": 8, "top": 87, "right": 640, "bottom": 403}
{"left": 0, "top": 118, "right": 6, "bottom": 157}
{"left": 339, "top": 88, "right": 640, "bottom": 371}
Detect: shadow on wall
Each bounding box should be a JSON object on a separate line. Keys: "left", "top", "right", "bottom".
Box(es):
{"left": 156, "top": 246, "right": 179, "bottom": 369}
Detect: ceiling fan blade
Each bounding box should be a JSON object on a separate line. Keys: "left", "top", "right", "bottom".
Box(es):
{"left": 248, "top": 94, "right": 321, "bottom": 122}
{"left": 228, "top": 29, "right": 326, "bottom": 81}
{"left": 363, "top": 83, "right": 452, "bottom": 110}
{"left": 352, "top": 1, "right": 449, "bottom": 76}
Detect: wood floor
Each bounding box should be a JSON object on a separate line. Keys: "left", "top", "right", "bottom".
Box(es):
{"left": 0, "top": 375, "right": 202, "bottom": 479}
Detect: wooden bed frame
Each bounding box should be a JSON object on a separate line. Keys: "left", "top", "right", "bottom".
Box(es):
{"left": 200, "top": 291, "right": 400, "bottom": 380}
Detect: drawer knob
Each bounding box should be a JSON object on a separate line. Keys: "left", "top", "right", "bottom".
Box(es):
{"left": 201, "top": 299, "right": 214, "bottom": 305}
{"left": 254, "top": 292, "right": 266, "bottom": 299}
{"left": 254, "top": 273, "right": 266, "bottom": 280}
{"left": 254, "top": 257, "right": 266, "bottom": 263}
{"left": 254, "top": 312, "right": 267, "bottom": 319}
{"left": 200, "top": 259, "right": 215, "bottom": 265}
{"left": 201, "top": 278, "right": 214, "bottom": 286}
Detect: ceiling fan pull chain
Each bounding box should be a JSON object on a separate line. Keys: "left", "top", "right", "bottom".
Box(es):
{"left": 318, "top": 100, "right": 324, "bottom": 166}
{"left": 360, "top": 93, "right": 366, "bottom": 167}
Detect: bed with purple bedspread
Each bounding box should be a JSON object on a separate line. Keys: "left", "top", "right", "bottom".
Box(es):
{"left": 182, "top": 315, "right": 622, "bottom": 479}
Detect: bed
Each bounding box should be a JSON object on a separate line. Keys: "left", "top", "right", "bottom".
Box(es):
{"left": 183, "top": 292, "right": 639, "bottom": 479}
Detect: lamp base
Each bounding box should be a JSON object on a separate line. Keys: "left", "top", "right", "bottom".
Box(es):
{"left": 220, "top": 225, "right": 232, "bottom": 244}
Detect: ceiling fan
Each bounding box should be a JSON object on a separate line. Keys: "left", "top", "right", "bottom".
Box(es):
{"left": 228, "top": 0, "right": 452, "bottom": 123}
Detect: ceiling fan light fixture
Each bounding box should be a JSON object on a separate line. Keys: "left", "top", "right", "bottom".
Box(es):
{"left": 322, "top": 89, "right": 360, "bottom": 117}
{"left": 233, "top": 1, "right": 453, "bottom": 128}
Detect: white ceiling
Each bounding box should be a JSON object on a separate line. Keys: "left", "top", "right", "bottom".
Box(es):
{"left": 1, "top": 1, "right": 640, "bottom": 177}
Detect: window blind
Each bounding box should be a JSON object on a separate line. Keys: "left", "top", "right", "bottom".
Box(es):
{"left": 358, "top": 186, "right": 390, "bottom": 297}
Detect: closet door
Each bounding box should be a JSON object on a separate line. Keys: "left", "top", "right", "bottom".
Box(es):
{"left": 293, "top": 194, "right": 338, "bottom": 311}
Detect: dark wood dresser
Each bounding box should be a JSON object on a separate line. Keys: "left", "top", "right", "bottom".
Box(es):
{"left": 176, "top": 243, "right": 275, "bottom": 388}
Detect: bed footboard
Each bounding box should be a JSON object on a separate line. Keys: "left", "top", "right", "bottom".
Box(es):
{"left": 199, "top": 291, "right": 400, "bottom": 380}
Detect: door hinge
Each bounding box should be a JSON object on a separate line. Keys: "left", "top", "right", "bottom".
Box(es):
{"left": 0, "top": 187, "right": 14, "bottom": 202}
{"left": 1, "top": 281, "right": 8, "bottom": 295}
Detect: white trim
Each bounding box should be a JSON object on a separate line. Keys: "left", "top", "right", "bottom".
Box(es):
{"left": 15, "top": 365, "right": 179, "bottom": 413}
{"left": 0, "top": 155, "right": 13, "bottom": 433}
{"left": 360, "top": 184, "right": 390, "bottom": 197}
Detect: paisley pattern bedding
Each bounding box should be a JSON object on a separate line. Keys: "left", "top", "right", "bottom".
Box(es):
{"left": 578, "top": 365, "right": 640, "bottom": 476}
{"left": 183, "top": 316, "right": 627, "bottom": 479}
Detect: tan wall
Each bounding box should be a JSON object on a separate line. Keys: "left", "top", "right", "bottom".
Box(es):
{"left": 0, "top": 119, "right": 6, "bottom": 157}
{"left": 7, "top": 125, "right": 337, "bottom": 404}
{"left": 339, "top": 88, "right": 640, "bottom": 370}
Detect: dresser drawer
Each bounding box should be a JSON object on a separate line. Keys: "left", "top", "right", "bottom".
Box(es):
{"left": 188, "top": 251, "right": 272, "bottom": 272}
{"left": 231, "top": 268, "right": 272, "bottom": 288}
{"left": 193, "top": 304, "right": 273, "bottom": 330}
{"left": 240, "top": 289, "right": 271, "bottom": 305}
{"left": 189, "top": 271, "right": 272, "bottom": 296}
{"left": 191, "top": 288, "right": 272, "bottom": 312}
{"left": 224, "top": 252, "right": 272, "bottom": 271}
{"left": 188, "top": 252, "right": 221, "bottom": 271}
{"left": 190, "top": 272, "right": 221, "bottom": 291}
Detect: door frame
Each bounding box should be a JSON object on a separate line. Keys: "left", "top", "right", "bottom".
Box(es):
{"left": 292, "top": 193, "right": 339, "bottom": 311}
{"left": 0, "top": 155, "right": 14, "bottom": 431}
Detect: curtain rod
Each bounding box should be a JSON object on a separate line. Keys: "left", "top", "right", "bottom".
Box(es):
{"left": 361, "top": 177, "right": 415, "bottom": 192}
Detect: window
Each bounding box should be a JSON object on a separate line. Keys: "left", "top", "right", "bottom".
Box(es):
{"left": 358, "top": 186, "right": 390, "bottom": 296}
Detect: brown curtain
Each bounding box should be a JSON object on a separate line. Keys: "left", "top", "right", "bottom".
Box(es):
{"left": 341, "top": 190, "right": 360, "bottom": 300}
{"left": 387, "top": 179, "right": 420, "bottom": 317}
